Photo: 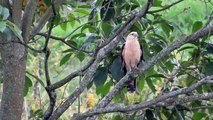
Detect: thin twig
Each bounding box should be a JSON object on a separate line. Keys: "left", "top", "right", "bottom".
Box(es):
{"left": 30, "top": 0, "right": 63, "bottom": 37}
{"left": 37, "top": 33, "right": 92, "bottom": 54}
{"left": 148, "top": 0, "right": 184, "bottom": 13}
{"left": 43, "top": 1, "right": 57, "bottom": 119}
{"left": 0, "top": 41, "right": 43, "bottom": 53}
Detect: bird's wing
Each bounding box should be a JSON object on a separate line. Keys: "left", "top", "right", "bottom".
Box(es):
{"left": 121, "top": 43, "right": 127, "bottom": 74}
{"left": 139, "top": 43, "right": 144, "bottom": 63}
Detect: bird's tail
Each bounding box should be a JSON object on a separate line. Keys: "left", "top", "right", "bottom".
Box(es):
{"left": 126, "top": 77, "right": 136, "bottom": 93}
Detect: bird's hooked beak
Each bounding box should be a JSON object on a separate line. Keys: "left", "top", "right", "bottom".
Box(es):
{"left": 134, "top": 33, "right": 138, "bottom": 37}
{"left": 129, "top": 32, "right": 138, "bottom": 38}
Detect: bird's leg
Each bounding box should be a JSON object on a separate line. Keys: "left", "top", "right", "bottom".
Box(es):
{"left": 133, "top": 66, "right": 140, "bottom": 71}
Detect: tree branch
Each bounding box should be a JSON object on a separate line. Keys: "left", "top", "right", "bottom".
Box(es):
{"left": 37, "top": 33, "right": 92, "bottom": 54}
{"left": 42, "top": 1, "right": 57, "bottom": 119}
{"left": 91, "top": 24, "right": 213, "bottom": 114}
{"left": 0, "top": 40, "right": 43, "bottom": 53}
{"left": 30, "top": 0, "right": 63, "bottom": 37}
{"left": 149, "top": 0, "right": 184, "bottom": 13}
{"left": 21, "top": 0, "right": 37, "bottom": 42}
{"left": 47, "top": 57, "right": 95, "bottom": 90}
{"left": 48, "top": 1, "right": 154, "bottom": 119}
{"left": 73, "top": 76, "right": 213, "bottom": 119}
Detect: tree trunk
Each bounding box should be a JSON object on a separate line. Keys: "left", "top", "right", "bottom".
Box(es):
{"left": 0, "top": 0, "right": 25, "bottom": 119}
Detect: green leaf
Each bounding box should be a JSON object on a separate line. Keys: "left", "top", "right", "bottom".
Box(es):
{"left": 204, "top": 62, "right": 213, "bottom": 76}
{"left": 0, "top": 5, "right": 9, "bottom": 20}
{"left": 70, "top": 20, "right": 76, "bottom": 27}
{"left": 96, "top": 80, "right": 112, "bottom": 96}
{"left": 81, "top": 24, "right": 96, "bottom": 32}
{"left": 101, "top": 22, "right": 112, "bottom": 37}
{"left": 153, "top": 0, "right": 163, "bottom": 7}
{"left": 192, "top": 21, "right": 203, "bottom": 33}
{"left": 161, "top": 22, "right": 173, "bottom": 36}
{"left": 0, "top": 21, "right": 6, "bottom": 32}
{"left": 181, "top": 61, "right": 193, "bottom": 68}
{"left": 138, "top": 77, "right": 145, "bottom": 91}
{"left": 26, "top": 72, "right": 45, "bottom": 87}
{"left": 31, "top": 109, "right": 43, "bottom": 118}
{"left": 71, "top": 33, "right": 86, "bottom": 40}
{"left": 146, "top": 74, "right": 166, "bottom": 79}
{"left": 177, "top": 46, "right": 196, "bottom": 53}
{"left": 60, "top": 23, "right": 67, "bottom": 31}
{"left": 193, "top": 112, "right": 207, "bottom": 120}
{"left": 93, "top": 66, "right": 108, "bottom": 87}
{"left": 76, "top": 51, "right": 85, "bottom": 62}
{"left": 146, "top": 78, "right": 156, "bottom": 93}
{"left": 74, "top": 9, "right": 90, "bottom": 15}
{"left": 6, "top": 20, "right": 23, "bottom": 42}
{"left": 111, "top": 57, "right": 123, "bottom": 81}
{"left": 67, "top": 40, "right": 78, "bottom": 48}
{"left": 24, "top": 75, "right": 32, "bottom": 96}
{"left": 60, "top": 53, "right": 72, "bottom": 66}
{"left": 78, "top": 5, "right": 91, "bottom": 8}
{"left": 68, "top": 13, "right": 75, "bottom": 20}
{"left": 62, "top": 49, "right": 73, "bottom": 53}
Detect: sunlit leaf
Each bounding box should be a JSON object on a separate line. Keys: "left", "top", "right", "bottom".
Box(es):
{"left": 74, "top": 9, "right": 90, "bottom": 15}
{"left": 138, "top": 77, "right": 145, "bottom": 91}
{"left": 60, "top": 23, "right": 67, "bottom": 31}
{"left": 153, "top": 0, "right": 163, "bottom": 7}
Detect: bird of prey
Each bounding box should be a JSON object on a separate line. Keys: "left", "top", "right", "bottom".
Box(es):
{"left": 121, "top": 32, "right": 143, "bottom": 93}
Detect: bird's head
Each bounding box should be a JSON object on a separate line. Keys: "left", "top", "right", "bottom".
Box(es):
{"left": 127, "top": 32, "right": 138, "bottom": 40}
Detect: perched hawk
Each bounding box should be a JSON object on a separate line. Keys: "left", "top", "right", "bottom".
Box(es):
{"left": 121, "top": 32, "right": 143, "bottom": 93}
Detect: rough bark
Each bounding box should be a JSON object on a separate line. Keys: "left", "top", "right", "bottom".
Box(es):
{"left": 0, "top": 0, "right": 26, "bottom": 119}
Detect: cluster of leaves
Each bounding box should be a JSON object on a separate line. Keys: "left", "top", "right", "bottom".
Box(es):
{"left": 0, "top": 5, "right": 23, "bottom": 42}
